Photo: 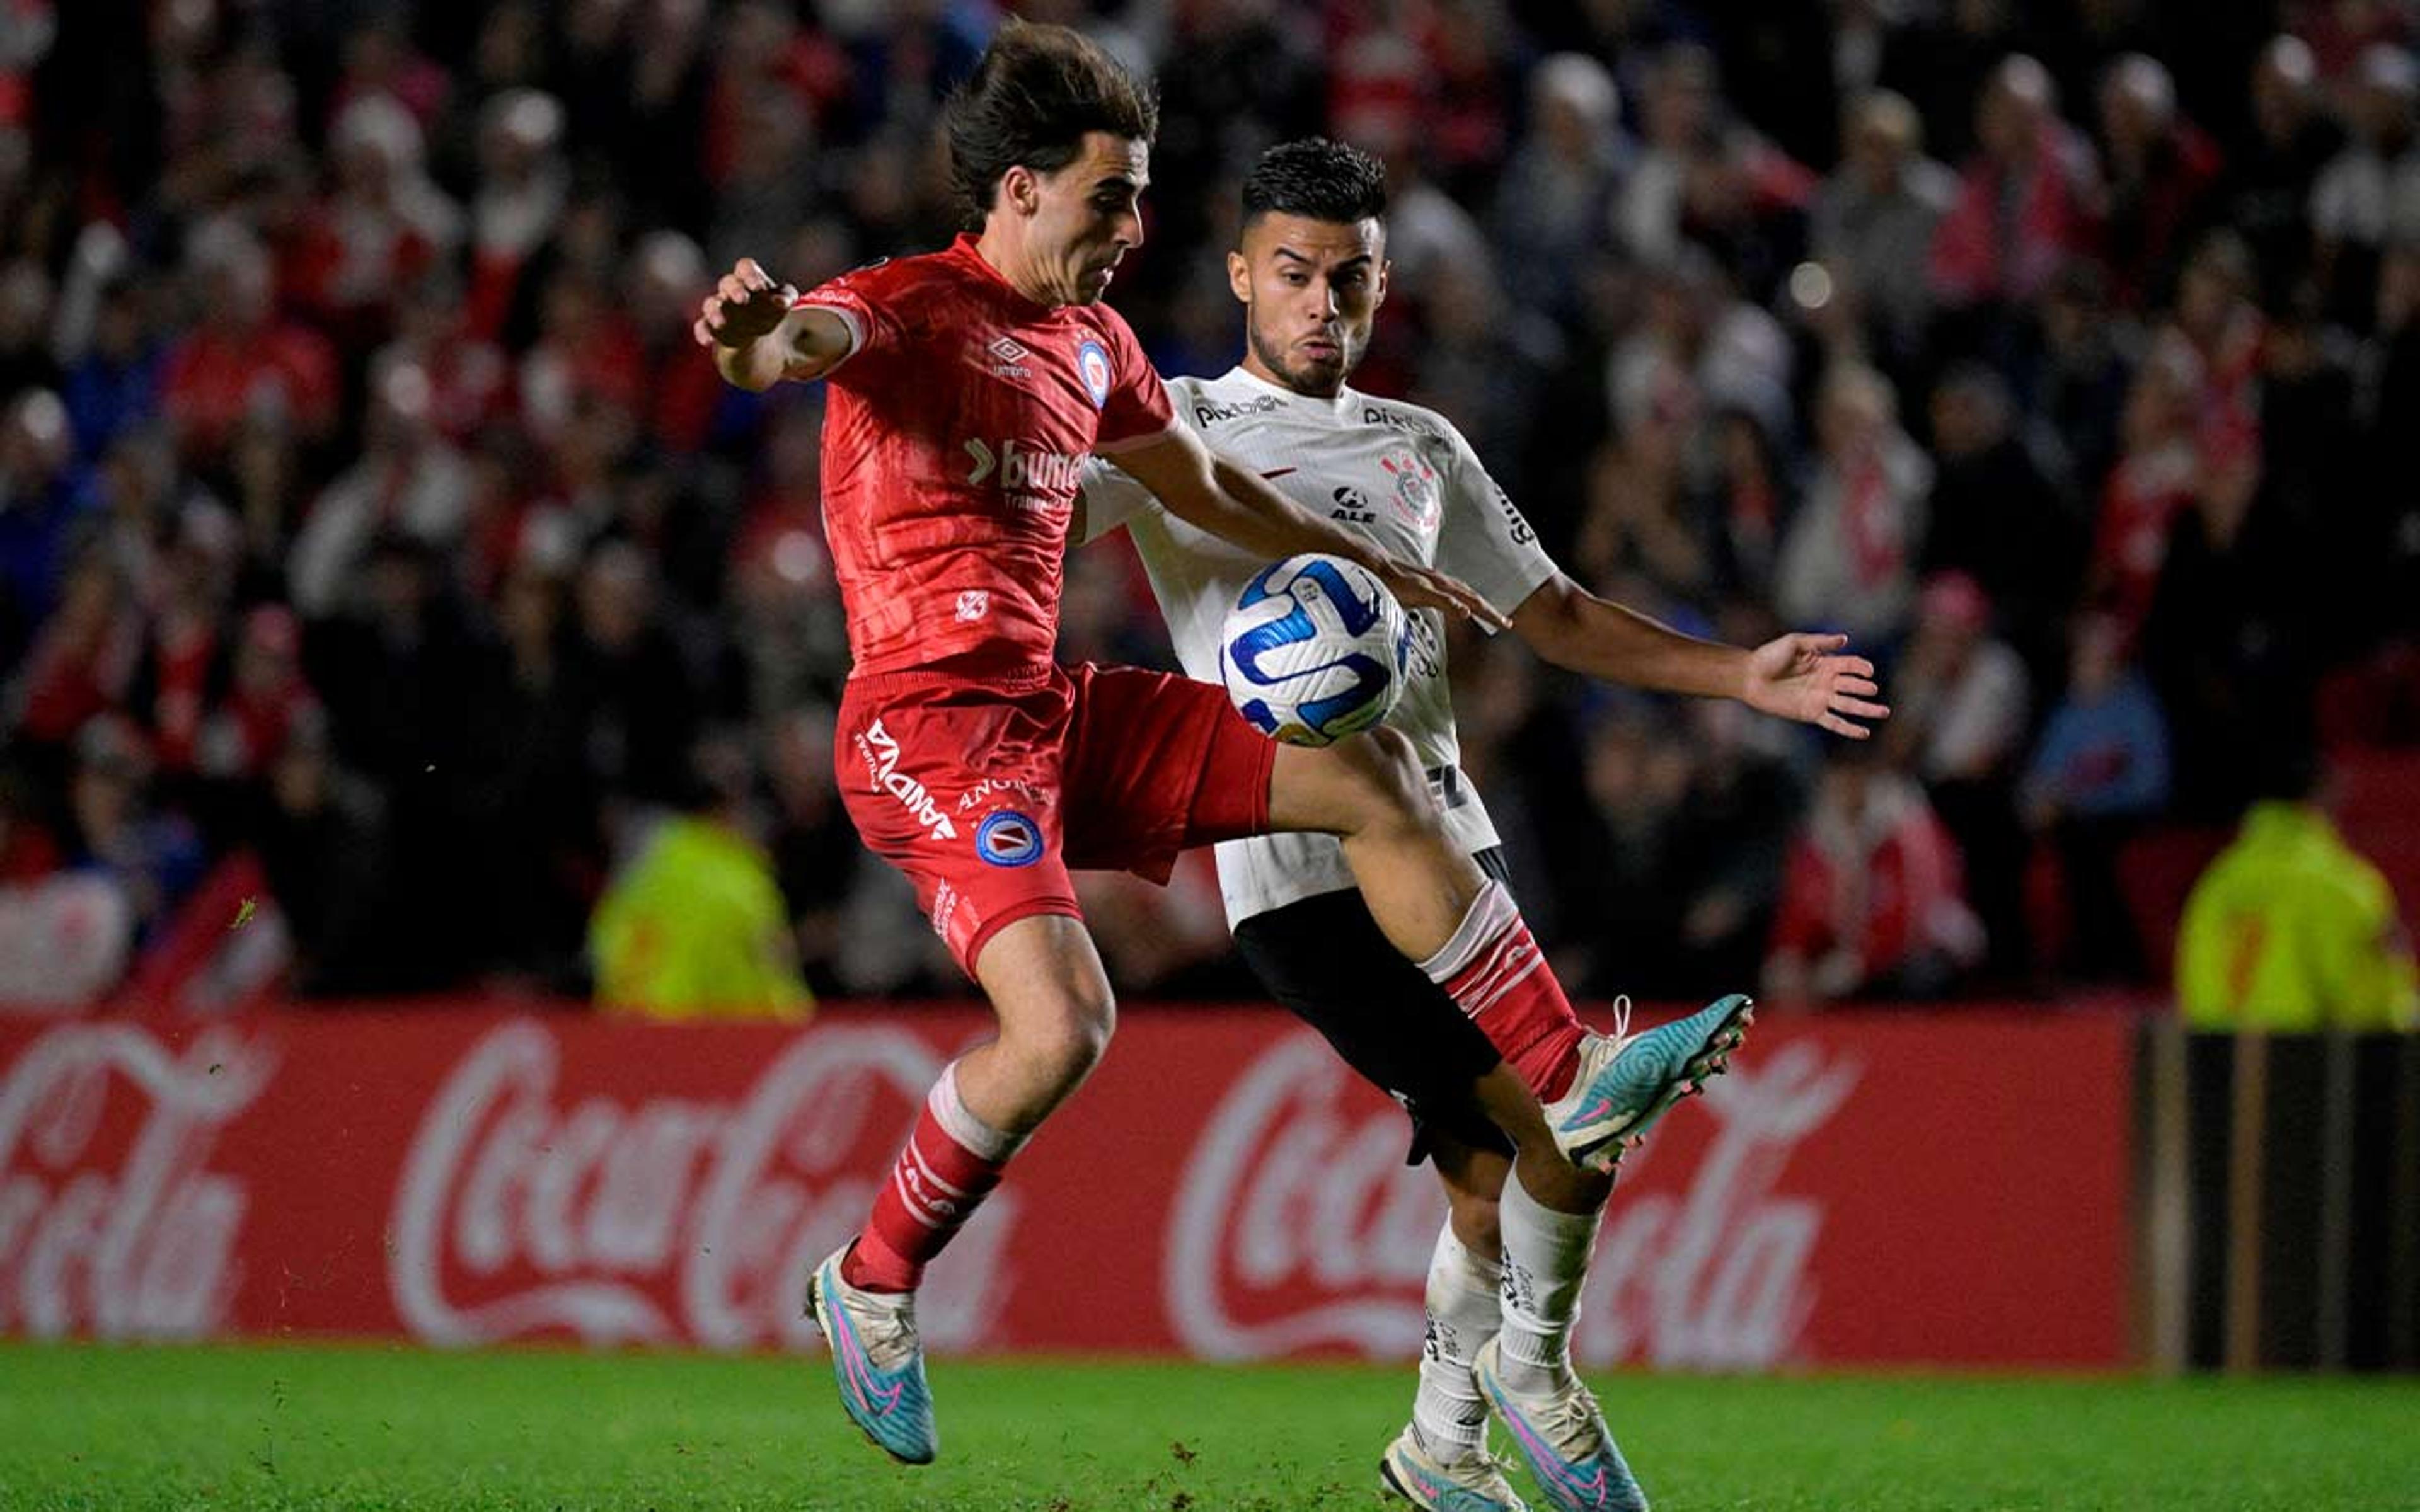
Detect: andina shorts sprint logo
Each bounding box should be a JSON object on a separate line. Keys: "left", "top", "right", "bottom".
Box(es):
{"left": 975, "top": 810, "right": 1044, "bottom": 868}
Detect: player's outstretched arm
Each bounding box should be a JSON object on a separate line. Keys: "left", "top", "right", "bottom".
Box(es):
{"left": 1110, "top": 425, "right": 1509, "bottom": 629}
{"left": 1510, "top": 571, "right": 1890, "bottom": 739}
{"left": 694, "top": 258, "right": 856, "bottom": 391}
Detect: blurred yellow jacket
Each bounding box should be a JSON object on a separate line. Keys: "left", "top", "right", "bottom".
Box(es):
{"left": 2176, "top": 801, "right": 2417, "bottom": 1032}
{"left": 589, "top": 815, "right": 812, "bottom": 1021}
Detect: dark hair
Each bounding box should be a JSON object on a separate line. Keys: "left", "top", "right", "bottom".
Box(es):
{"left": 1241, "top": 137, "right": 1390, "bottom": 227}
{"left": 943, "top": 20, "right": 1158, "bottom": 228}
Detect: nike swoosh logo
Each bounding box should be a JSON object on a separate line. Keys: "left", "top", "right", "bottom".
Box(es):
{"left": 840, "top": 1331, "right": 907, "bottom": 1415}
{"left": 1490, "top": 1379, "right": 1619, "bottom": 1506}
{"left": 826, "top": 1287, "right": 908, "bottom": 1416}
{"left": 1567, "top": 1095, "right": 1619, "bottom": 1126}
{"left": 1259, "top": 467, "right": 1297, "bottom": 479}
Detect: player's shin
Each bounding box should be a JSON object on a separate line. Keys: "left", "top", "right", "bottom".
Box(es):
{"left": 1412, "top": 1217, "right": 1504, "bottom": 1462}
{"left": 845, "top": 1060, "right": 1027, "bottom": 1293}
{"left": 1494, "top": 1169, "right": 1600, "bottom": 1394}
{"left": 1417, "top": 879, "right": 1587, "bottom": 1101}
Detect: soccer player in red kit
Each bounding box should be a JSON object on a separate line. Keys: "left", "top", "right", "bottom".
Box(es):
{"left": 695, "top": 21, "right": 1751, "bottom": 1470}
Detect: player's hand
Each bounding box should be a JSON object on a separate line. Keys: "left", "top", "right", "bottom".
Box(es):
{"left": 1741, "top": 632, "right": 1889, "bottom": 738}
{"left": 694, "top": 258, "right": 798, "bottom": 350}
{"left": 1370, "top": 556, "right": 1509, "bottom": 631}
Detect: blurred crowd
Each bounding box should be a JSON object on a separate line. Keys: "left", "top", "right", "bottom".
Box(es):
{"left": 2, "top": 0, "right": 2417, "bottom": 1014}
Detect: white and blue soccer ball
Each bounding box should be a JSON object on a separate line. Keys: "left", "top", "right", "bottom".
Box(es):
{"left": 1219, "top": 553, "right": 1412, "bottom": 747}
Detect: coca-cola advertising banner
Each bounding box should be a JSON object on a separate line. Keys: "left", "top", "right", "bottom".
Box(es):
{"left": 0, "top": 1005, "right": 2134, "bottom": 1368}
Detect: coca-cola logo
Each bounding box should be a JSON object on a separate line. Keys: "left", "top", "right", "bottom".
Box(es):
{"left": 1163, "top": 1031, "right": 1860, "bottom": 1369}
{"left": 388, "top": 1021, "right": 1017, "bottom": 1351}
{"left": 0, "top": 1024, "right": 274, "bottom": 1339}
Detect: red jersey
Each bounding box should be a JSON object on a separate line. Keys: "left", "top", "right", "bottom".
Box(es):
{"left": 796, "top": 235, "right": 1176, "bottom": 677}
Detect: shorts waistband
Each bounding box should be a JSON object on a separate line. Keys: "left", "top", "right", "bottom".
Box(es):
{"left": 845, "top": 661, "right": 1062, "bottom": 698}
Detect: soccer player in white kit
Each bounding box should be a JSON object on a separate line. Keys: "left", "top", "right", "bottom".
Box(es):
{"left": 1077, "top": 139, "right": 1889, "bottom": 1512}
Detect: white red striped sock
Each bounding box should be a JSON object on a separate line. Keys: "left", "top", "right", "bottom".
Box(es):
{"left": 1420, "top": 881, "right": 1586, "bottom": 1100}
{"left": 847, "top": 1062, "right": 1022, "bottom": 1293}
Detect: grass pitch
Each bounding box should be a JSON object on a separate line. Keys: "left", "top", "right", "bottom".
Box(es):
{"left": 1, "top": 1341, "right": 2414, "bottom": 1510}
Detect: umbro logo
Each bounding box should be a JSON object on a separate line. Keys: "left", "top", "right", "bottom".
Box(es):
{"left": 985, "top": 335, "right": 1032, "bottom": 379}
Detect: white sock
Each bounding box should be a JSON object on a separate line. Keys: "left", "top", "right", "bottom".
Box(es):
{"left": 1497, "top": 1167, "right": 1601, "bottom": 1394}
{"left": 1410, "top": 1217, "right": 1501, "bottom": 1461}
{"left": 1417, "top": 879, "right": 1519, "bottom": 984}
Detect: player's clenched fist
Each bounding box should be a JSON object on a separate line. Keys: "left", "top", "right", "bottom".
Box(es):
{"left": 694, "top": 258, "right": 798, "bottom": 349}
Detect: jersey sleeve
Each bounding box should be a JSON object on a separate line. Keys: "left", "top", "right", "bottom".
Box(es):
{"left": 1432, "top": 427, "right": 1557, "bottom": 618}
{"left": 789, "top": 260, "right": 907, "bottom": 375}
{"left": 1092, "top": 307, "right": 1177, "bottom": 452}
{"left": 1076, "top": 456, "right": 1160, "bottom": 546}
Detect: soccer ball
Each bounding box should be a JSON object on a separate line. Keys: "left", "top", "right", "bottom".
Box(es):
{"left": 1219, "top": 553, "right": 1412, "bottom": 747}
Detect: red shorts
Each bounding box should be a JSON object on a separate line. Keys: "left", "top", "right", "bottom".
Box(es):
{"left": 834, "top": 660, "right": 1278, "bottom": 976}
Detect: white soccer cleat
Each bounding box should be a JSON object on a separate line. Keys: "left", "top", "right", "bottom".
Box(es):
{"left": 1541, "top": 994, "right": 1753, "bottom": 1174}
{"left": 1472, "top": 1337, "right": 1648, "bottom": 1512}
{"left": 1381, "top": 1424, "right": 1532, "bottom": 1512}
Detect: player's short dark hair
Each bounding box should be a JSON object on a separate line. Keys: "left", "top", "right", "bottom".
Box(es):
{"left": 943, "top": 20, "right": 1158, "bottom": 228}
{"left": 1241, "top": 138, "right": 1390, "bottom": 227}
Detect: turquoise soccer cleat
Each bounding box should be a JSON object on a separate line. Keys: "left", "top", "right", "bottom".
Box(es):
{"left": 1472, "top": 1337, "right": 1647, "bottom": 1512}
{"left": 1541, "top": 994, "right": 1754, "bottom": 1174}
{"left": 805, "top": 1244, "right": 938, "bottom": 1465}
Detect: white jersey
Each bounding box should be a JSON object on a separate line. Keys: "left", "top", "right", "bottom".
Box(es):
{"left": 1079, "top": 365, "right": 1556, "bottom": 925}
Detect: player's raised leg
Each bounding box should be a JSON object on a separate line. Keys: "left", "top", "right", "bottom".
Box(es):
{"left": 1267, "top": 729, "right": 1753, "bottom": 1171}
{"left": 810, "top": 913, "right": 1115, "bottom": 1465}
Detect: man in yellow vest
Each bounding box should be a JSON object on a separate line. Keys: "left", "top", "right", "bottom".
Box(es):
{"left": 2176, "top": 753, "right": 2417, "bottom": 1031}
{"left": 590, "top": 733, "right": 812, "bottom": 1021}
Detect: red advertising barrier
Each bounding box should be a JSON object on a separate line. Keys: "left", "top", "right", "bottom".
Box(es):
{"left": 0, "top": 1004, "right": 2134, "bottom": 1368}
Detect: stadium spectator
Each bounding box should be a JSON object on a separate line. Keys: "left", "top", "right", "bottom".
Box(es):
{"left": 1920, "top": 362, "right": 2087, "bottom": 685}
{"left": 0, "top": 388, "right": 90, "bottom": 659}
{"left": 1811, "top": 89, "right": 1956, "bottom": 372}
{"left": 60, "top": 713, "right": 204, "bottom": 948}
{"left": 2089, "top": 330, "right": 2204, "bottom": 642}
{"left": 2218, "top": 37, "right": 2342, "bottom": 301}
{"left": 59, "top": 271, "right": 164, "bottom": 464}
{"left": 251, "top": 704, "right": 398, "bottom": 999}
{"left": 2023, "top": 610, "right": 2172, "bottom": 982}
{"left": 2176, "top": 753, "right": 2418, "bottom": 1031}
{"left": 1884, "top": 571, "right": 2032, "bottom": 978}
{"left": 1775, "top": 362, "right": 1930, "bottom": 648}
{"left": 588, "top": 730, "right": 809, "bottom": 1021}
{"left": 2011, "top": 260, "right": 2132, "bottom": 498}
{"left": 1929, "top": 55, "right": 2106, "bottom": 322}
{"left": 1618, "top": 44, "right": 1724, "bottom": 266}
{"left": 2310, "top": 42, "right": 2420, "bottom": 324}
{"left": 1765, "top": 743, "right": 1984, "bottom": 1005}
{"left": 1490, "top": 54, "right": 1628, "bottom": 326}
{"left": 160, "top": 224, "right": 339, "bottom": 467}
{"left": 287, "top": 360, "right": 472, "bottom": 620}
{"left": 292, "top": 93, "right": 464, "bottom": 350}
{"left": 2097, "top": 54, "right": 2225, "bottom": 311}
{"left": 2353, "top": 238, "right": 2420, "bottom": 654}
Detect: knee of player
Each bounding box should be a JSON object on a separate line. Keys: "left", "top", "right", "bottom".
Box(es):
{"left": 1013, "top": 994, "right": 1117, "bottom": 1078}
{"left": 1446, "top": 1189, "right": 1503, "bottom": 1258}
{"left": 1335, "top": 725, "right": 1432, "bottom": 823}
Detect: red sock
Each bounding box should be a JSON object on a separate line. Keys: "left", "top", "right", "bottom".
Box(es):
{"left": 1424, "top": 884, "right": 1586, "bottom": 1101}
{"left": 843, "top": 1064, "right": 1019, "bottom": 1293}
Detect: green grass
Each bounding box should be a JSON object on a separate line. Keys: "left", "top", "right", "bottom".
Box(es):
{"left": 1, "top": 1342, "right": 2416, "bottom": 1511}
